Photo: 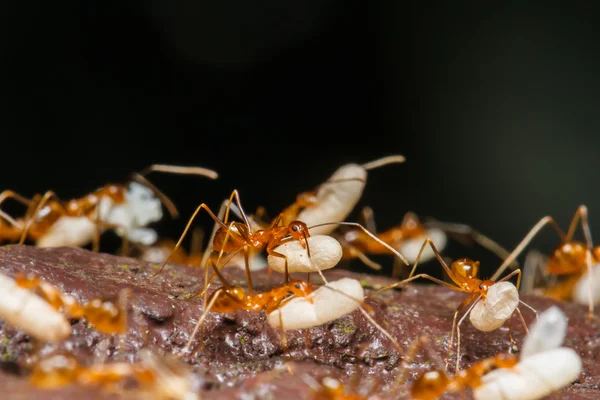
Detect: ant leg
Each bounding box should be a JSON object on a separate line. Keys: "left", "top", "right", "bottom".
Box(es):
{"left": 268, "top": 250, "right": 291, "bottom": 284}
{"left": 345, "top": 244, "right": 382, "bottom": 271}
{"left": 422, "top": 218, "right": 520, "bottom": 268}
{"left": 153, "top": 203, "right": 227, "bottom": 277}
{"left": 359, "top": 206, "right": 378, "bottom": 233}
{"left": 446, "top": 294, "right": 479, "bottom": 372}
{"left": 199, "top": 199, "right": 231, "bottom": 272}
{"left": 318, "top": 284, "right": 402, "bottom": 353}
{"left": 565, "top": 205, "right": 595, "bottom": 318}
{"left": 490, "top": 216, "right": 566, "bottom": 282}
{"left": 518, "top": 299, "right": 538, "bottom": 321}
{"left": 452, "top": 296, "right": 481, "bottom": 373}
{"left": 130, "top": 174, "right": 179, "bottom": 219}
{"left": 0, "top": 190, "right": 33, "bottom": 208}
{"left": 358, "top": 307, "right": 403, "bottom": 354}
{"left": 497, "top": 269, "right": 522, "bottom": 291}
{"left": 370, "top": 238, "right": 463, "bottom": 298}
{"left": 0, "top": 209, "right": 23, "bottom": 230}
{"left": 184, "top": 260, "right": 239, "bottom": 354}
{"left": 392, "top": 335, "right": 429, "bottom": 389}
{"left": 182, "top": 289, "right": 221, "bottom": 355}
{"left": 514, "top": 307, "right": 529, "bottom": 335}
{"left": 308, "top": 222, "right": 409, "bottom": 267}
{"left": 222, "top": 189, "right": 252, "bottom": 232}
{"left": 521, "top": 250, "right": 549, "bottom": 294}
{"left": 243, "top": 247, "right": 253, "bottom": 295}
{"left": 278, "top": 310, "right": 288, "bottom": 356}
{"left": 18, "top": 191, "right": 64, "bottom": 245}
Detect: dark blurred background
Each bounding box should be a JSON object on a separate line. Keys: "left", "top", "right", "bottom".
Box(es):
{"left": 3, "top": 2, "right": 600, "bottom": 278}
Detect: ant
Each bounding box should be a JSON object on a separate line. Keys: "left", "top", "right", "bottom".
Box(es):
{"left": 154, "top": 189, "right": 409, "bottom": 296}
{"left": 15, "top": 273, "right": 128, "bottom": 335}
{"left": 492, "top": 205, "right": 598, "bottom": 319}
{"left": 29, "top": 349, "right": 197, "bottom": 399}
{"left": 0, "top": 164, "right": 217, "bottom": 252}
{"left": 368, "top": 217, "right": 552, "bottom": 372}
{"left": 410, "top": 351, "right": 518, "bottom": 400}
{"left": 181, "top": 257, "right": 314, "bottom": 354}
{"left": 337, "top": 207, "right": 519, "bottom": 276}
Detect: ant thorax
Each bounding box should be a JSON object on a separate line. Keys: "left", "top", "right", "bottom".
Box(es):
{"left": 99, "top": 182, "right": 163, "bottom": 245}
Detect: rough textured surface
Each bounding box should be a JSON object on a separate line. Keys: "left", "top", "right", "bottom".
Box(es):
{"left": 0, "top": 245, "right": 599, "bottom": 399}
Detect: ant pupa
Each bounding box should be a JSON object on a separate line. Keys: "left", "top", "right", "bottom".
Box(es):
{"left": 273, "top": 155, "right": 406, "bottom": 236}
{"left": 0, "top": 164, "right": 218, "bottom": 252}
{"left": 0, "top": 272, "right": 71, "bottom": 343}
{"left": 14, "top": 273, "right": 129, "bottom": 335}
{"left": 267, "top": 222, "right": 408, "bottom": 276}
{"left": 473, "top": 306, "right": 582, "bottom": 400}
{"left": 180, "top": 258, "right": 314, "bottom": 354}
{"left": 369, "top": 222, "right": 550, "bottom": 372}
{"left": 29, "top": 348, "right": 199, "bottom": 400}
{"left": 267, "top": 277, "right": 403, "bottom": 354}
{"left": 504, "top": 205, "right": 599, "bottom": 317}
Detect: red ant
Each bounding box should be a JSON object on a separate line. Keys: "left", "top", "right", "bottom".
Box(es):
{"left": 0, "top": 164, "right": 217, "bottom": 252}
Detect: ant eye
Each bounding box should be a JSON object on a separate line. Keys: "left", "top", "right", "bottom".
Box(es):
{"left": 294, "top": 283, "right": 301, "bottom": 289}
{"left": 292, "top": 225, "right": 298, "bottom": 232}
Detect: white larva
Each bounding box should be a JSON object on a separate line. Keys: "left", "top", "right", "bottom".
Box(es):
{"left": 573, "top": 263, "right": 600, "bottom": 305}
{"left": 268, "top": 278, "right": 364, "bottom": 330}
{"left": 297, "top": 164, "right": 367, "bottom": 236}
{"left": 0, "top": 273, "right": 71, "bottom": 343}
{"left": 473, "top": 348, "right": 582, "bottom": 400}
{"left": 99, "top": 182, "right": 163, "bottom": 245}
{"left": 398, "top": 228, "right": 447, "bottom": 264}
{"left": 474, "top": 307, "right": 581, "bottom": 400}
{"left": 521, "top": 305, "right": 567, "bottom": 359}
{"left": 469, "top": 281, "right": 519, "bottom": 332}
{"left": 36, "top": 182, "right": 163, "bottom": 248}
{"left": 36, "top": 216, "right": 98, "bottom": 248}
{"left": 267, "top": 235, "right": 343, "bottom": 274}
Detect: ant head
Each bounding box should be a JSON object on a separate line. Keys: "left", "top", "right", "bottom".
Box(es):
{"left": 289, "top": 280, "right": 313, "bottom": 298}
{"left": 548, "top": 241, "right": 589, "bottom": 275}
{"left": 288, "top": 221, "right": 310, "bottom": 241}
{"left": 411, "top": 370, "right": 449, "bottom": 398}
{"left": 450, "top": 258, "right": 480, "bottom": 282}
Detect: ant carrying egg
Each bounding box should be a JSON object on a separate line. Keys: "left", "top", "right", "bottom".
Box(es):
{"left": 0, "top": 164, "right": 218, "bottom": 252}
{"left": 369, "top": 217, "right": 552, "bottom": 372}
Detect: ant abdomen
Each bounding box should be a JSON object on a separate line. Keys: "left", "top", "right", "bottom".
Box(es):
{"left": 547, "top": 242, "right": 589, "bottom": 275}
{"left": 450, "top": 258, "right": 480, "bottom": 282}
